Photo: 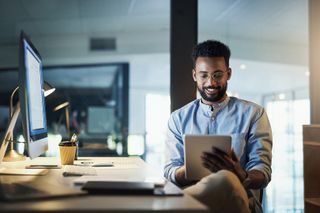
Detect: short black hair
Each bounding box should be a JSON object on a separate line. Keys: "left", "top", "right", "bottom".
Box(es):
{"left": 191, "top": 40, "right": 231, "bottom": 67}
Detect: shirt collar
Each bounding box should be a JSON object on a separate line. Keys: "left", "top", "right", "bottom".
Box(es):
{"left": 199, "top": 96, "right": 230, "bottom": 113}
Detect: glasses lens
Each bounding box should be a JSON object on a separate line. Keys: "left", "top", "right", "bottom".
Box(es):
{"left": 198, "top": 73, "right": 209, "bottom": 81}
{"left": 197, "top": 71, "right": 225, "bottom": 81}
{"left": 213, "top": 71, "right": 224, "bottom": 81}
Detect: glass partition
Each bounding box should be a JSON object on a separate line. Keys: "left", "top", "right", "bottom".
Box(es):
{"left": 0, "top": 63, "right": 129, "bottom": 157}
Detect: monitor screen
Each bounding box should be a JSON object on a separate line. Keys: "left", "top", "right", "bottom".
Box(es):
{"left": 19, "top": 31, "right": 48, "bottom": 159}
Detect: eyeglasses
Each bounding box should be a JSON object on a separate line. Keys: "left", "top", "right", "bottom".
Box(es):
{"left": 195, "top": 71, "right": 226, "bottom": 82}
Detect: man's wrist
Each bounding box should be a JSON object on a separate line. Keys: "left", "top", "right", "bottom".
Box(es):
{"left": 175, "top": 166, "right": 196, "bottom": 187}
{"left": 242, "top": 171, "right": 250, "bottom": 188}
{"left": 238, "top": 169, "right": 248, "bottom": 182}
{"left": 175, "top": 166, "right": 187, "bottom": 186}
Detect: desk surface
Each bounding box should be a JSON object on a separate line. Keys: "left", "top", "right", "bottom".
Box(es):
{"left": 0, "top": 157, "right": 208, "bottom": 213}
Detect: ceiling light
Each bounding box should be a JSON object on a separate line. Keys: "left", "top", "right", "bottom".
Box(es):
{"left": 240, "top": 64, "right": 246, "bottom": 70}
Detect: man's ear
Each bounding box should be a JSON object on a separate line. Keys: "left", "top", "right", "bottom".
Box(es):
{"left": 227, "top": 68, "right": 232, "bottom": 80}
{"left": 192, "top": 69, "right": 197, "bottom": 82}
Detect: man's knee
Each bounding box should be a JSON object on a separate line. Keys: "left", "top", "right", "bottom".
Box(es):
{"left": 184, "top": 170, "right": 250, "bottom": 213}
{"left": 204, "top": 170, "right": 242, "bottom": 191}
{"left": 188, "top": 170, "right": 245, "bottom": 199}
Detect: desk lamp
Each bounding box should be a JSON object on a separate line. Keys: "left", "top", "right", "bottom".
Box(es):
{"left": 2, "top": 81, "right": 55, "bottom": 162}
{"left": 53, "top": 101, "right": 70, "bottom": 138}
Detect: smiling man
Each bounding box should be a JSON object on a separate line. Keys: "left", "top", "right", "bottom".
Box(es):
{"left": 164, "top": 40, "right": 272, "bottom": 213}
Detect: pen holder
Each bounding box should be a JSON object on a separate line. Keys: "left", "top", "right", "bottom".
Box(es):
{"left": 59, "top": 141, "right": 76, "bottom": 165}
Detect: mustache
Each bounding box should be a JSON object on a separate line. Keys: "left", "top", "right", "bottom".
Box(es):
{"left": 205, "top": 86, "right": 221, "bottom": 90}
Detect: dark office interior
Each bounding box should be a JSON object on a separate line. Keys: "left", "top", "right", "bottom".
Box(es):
{"left": 1, "top": 0, "right": 320, "bottom": 212}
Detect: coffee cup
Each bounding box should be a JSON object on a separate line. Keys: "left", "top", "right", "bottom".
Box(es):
{"left": 59, "top": 141, "right": 76, "bottom": 165}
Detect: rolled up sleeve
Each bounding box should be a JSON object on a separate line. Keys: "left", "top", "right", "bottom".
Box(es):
{"left": 246, "top": 108, "right": 273, "bottom": 188}
{"left": 163, "top": 114, "right": 184, "bottom": 185}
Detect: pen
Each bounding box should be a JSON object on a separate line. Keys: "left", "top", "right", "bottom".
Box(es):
{"left": 80, "top": 161, "right": 94, "bottom": 165}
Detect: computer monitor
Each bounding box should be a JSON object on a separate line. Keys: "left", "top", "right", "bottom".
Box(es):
{"left": 0, "top": 32, "right": 48, "bottom": 162}
{"left": 18, "top": 31, "right": 48, "bottom": 159}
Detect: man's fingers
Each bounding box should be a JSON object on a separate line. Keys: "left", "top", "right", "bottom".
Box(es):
{"left": 202, "top": 159, "right": 219, "bottom": 172}
{"left": 212, "top": 147, "right": 235, "bottom": 164}
{"left": 202, "top": 152, "right": 232, "bottom": 171}
{"left": 204, "top": 150, "right": 234, "bottom": 169}
{"left": 211, "top": 147, "right": 229, "bottom": 157}
{"left": 230, "top": 149, "right": 238, "bottom": 161}
{"left": 201, "top": 153, "right": 217, "bottom": 167}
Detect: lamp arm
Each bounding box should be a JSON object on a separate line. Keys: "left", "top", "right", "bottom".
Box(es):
{"left": 10, "top": 86, "right": 19, "bottom": 118}
{"left": 65, "top": 107, "right": 70, "bottom": 137}
{"left": 0, "top": 102, "right": 21, "bottom": 163}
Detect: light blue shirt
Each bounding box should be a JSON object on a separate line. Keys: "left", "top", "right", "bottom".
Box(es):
{"left": 164, "top": 96, "right": 272, "bottom": 188}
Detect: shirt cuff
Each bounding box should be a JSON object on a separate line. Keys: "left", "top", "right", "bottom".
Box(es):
{"left": 250, "top": 164, "right": 271, "bottom": 187}
{"left": 168, "top": 166, "right": 180, "bottom": 185}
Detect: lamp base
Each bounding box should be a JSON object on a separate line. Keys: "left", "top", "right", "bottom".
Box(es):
{"left": 3, "top": 150, "right": 26, "bottom": 162}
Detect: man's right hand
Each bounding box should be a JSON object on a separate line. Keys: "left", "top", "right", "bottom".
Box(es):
{"left": 175, "top": 165, "right": 197, "bottom": 186}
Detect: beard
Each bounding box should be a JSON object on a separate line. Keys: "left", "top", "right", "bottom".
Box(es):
{"left": 197, "top": 83, "right": 227, "bottom": 103}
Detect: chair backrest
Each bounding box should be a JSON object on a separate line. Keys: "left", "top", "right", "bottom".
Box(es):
{"left": 259, "top": 188, "right": 264, "bottom": 203}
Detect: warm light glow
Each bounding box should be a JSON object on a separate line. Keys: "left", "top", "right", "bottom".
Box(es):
{"left": 305, "top": 71, "right": 310, "bottom": 77}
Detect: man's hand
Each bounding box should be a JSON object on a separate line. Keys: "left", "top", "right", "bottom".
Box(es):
{"left": 175, "top": 165, "right": 197, "bottom": 186}
{"left": 201, "top": 147, "right": 247, "bottom": 182}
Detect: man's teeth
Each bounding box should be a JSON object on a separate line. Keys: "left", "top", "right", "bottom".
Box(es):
{"left": 206, "top": 88, "right": 215, "bottom": 92}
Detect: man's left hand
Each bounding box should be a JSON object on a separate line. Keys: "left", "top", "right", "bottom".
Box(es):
{"left": 201, "top": 147, "right": 247, "bottom": 182}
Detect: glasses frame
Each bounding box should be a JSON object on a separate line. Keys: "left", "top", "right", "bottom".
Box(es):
{"left": 194, "top": 70, "right": 229, "bottom": 82}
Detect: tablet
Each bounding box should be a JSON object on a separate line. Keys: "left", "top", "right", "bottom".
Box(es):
{"left": 184, "top": 134, "right": 232, "bottom": 180}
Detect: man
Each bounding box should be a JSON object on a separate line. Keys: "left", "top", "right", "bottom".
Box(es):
{"left": 164, "top": 40, "right": 272, "bottom": 213}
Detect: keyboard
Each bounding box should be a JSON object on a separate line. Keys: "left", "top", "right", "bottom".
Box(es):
{"left": 63, "top": 165, "right": 97, "bottom": 176}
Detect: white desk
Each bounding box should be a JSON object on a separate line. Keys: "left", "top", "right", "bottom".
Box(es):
{"left": 0, "top": 157, "right": 208, "bottom": 213}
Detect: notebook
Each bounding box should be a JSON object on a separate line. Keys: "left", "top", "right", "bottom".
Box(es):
{"left": 0, "top": 167, "right": 48, "bottom": 175}
{"left": 82, "top": 181, "right": 155, "bottom": 195}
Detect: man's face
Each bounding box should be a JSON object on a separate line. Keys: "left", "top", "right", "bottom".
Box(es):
{"left": 192, "top": 57, "right": 231, "bottom": 104}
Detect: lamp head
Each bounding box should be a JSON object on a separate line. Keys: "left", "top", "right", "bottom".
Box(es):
{"left": 53, "top": 101, "right": 70, "bottom": 112}
{"left": 44, "top": 81, "right": 56, "bottom": 97}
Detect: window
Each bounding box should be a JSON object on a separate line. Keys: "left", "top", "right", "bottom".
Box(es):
{"left": 199, "top": 1, "right": 308, "bottom": 211}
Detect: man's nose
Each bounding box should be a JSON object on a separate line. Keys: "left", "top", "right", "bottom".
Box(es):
{"left": 205, "top": 77, "right": 217, "bottom": 85}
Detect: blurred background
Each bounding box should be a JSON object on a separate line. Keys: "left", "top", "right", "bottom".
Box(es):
{"left": 0, "top": 0, "right": 308, "bottom": 212}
